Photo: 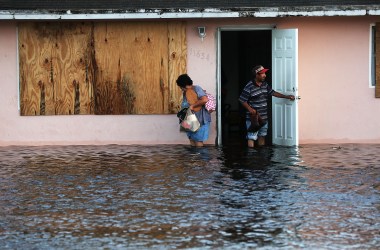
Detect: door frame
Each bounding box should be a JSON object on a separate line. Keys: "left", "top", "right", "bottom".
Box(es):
{"left": 216, "top": 25, "right": 297, "bottom": 146}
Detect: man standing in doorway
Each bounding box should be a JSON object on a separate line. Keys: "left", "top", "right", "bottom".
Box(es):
{"left": 239, "top": 65, "right": 295, "bottom": 148}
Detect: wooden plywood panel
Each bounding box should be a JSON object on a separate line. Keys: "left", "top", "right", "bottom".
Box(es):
{"left": 19, "top": 22, "right": 94, "bottom": 115}
{"left": 19, "top": 21, "right": 186, "bottom": 115}
{"left": 168, "top": 22, "right": 187, "bottom": 113}
{"left": 19, "top": 23, "right": 54, "bottom": 115}
{"left": 94, "top": 21, "right": 172, "bottom": 114}
{"left": 376, "top": 23, "right": 380, "bottom": 98}
{"left": 53, "top": 23, "right": 94, "bottom": 115}
{"left": 92, "top": 22, "right": 130, "bottom": 114}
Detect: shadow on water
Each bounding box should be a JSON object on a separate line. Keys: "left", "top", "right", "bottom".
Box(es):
{"left": 0, "top": 144, "right": 379, "bottom": 249}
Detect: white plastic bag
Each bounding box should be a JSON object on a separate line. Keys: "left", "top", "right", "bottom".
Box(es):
{"left": 181, "top": 108, "right": 200, "bottom": 132}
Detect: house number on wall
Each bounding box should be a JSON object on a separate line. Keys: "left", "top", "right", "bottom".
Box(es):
{"left": 189, "top": 48, "right": 210, "bottom": 62}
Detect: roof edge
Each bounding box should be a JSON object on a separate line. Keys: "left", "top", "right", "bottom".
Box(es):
{"left": 1, "top": 5, "right": 379, "bottom": 20}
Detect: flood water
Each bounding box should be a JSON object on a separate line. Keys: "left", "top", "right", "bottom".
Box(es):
{"left": 0, "top": 144, "right": 379, "bottom": 249}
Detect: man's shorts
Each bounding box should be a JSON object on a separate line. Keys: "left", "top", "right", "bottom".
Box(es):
{"left": 245, "top": 119, "right": 268, "bottom": 140}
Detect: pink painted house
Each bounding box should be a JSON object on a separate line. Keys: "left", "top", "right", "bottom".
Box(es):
{"left": 1, "top": 1, "right": 380, "bottom": 146}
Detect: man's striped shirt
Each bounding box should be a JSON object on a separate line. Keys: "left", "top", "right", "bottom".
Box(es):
{"left": 238, "top": 80, "right": 274, "bottom": 121}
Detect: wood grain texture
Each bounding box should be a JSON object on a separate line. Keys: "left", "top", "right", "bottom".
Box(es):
{"left": 93, "top": 21, "right": 171, "bottom": 114}
{"left": 168, "top": 22, "right": 187, "bottom": 113}
{"left": 19, "top": 23, "right": 52, "bottom": 115}
{"left": 19, "top": 22, "right": 93, "bottom": 115}
{"left": 18, "top": 21, "right": 186, "bottom": 115}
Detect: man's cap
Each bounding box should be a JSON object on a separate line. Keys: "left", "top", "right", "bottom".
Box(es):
{"left": 252, "top": 65, "right": 269, "bottom": 74}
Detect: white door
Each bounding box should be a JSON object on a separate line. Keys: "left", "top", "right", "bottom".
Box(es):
{"left": 272, "top": 29, "right": 298, "bottom": 146}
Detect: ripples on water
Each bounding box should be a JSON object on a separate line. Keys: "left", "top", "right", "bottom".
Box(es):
{"left": 0, "top": 144, "right": 379, "bottom": 249}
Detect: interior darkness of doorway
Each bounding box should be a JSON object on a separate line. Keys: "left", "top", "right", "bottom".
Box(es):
{"left": 220, "top": 30, "right": 272, "bottom": 146}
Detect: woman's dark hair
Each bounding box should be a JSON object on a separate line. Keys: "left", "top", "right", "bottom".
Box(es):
{"left": 176, "top": 74, "right": 193, "bottom": 88}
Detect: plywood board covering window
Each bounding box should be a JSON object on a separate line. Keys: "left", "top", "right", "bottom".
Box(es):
{"left": 18, "top": 21, "right": 186, "bottom": 115}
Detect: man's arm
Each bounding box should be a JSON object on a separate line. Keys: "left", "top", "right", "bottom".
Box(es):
{"left": 240, "top": 101, "right": 257, "bottom": 115}
{"left": 273, "top": 91, "right": 295, "bottom": 100}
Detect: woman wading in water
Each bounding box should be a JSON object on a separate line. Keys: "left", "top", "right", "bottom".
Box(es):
{"left": 176, "top": 74, "right": 211, "bottom": 147}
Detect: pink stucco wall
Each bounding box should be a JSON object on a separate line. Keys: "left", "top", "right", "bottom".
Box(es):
{"left": 280, "top": 17, "right": 380, "bottom": 143}
{"left": 1, "top": 16, "right": 380, "bottom": 146}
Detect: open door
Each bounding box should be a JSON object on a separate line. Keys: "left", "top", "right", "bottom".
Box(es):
{"left": 272, "top": 29, "right": 298, "bottom": 146}
{"left": 217, "top": 27, "right": 298, "bottom": 147}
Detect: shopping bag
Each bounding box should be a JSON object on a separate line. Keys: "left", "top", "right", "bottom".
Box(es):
{"left": 180, "top": 108, "right": 200, "bottom": 132}
{"left": 204, "top": 91, "right": 216, "bottom": 113}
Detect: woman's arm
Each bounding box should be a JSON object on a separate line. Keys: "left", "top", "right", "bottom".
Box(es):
{"left": 189, "top": 95, "right": 208, "bottom": 111}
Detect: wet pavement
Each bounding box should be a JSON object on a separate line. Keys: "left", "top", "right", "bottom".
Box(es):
{"left": 0, "top": 144, "right": 379, "bottom": 249}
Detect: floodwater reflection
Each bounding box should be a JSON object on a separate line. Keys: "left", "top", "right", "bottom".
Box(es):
{"left": 0, "top": 144, "right": 379, "bottom": 249}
